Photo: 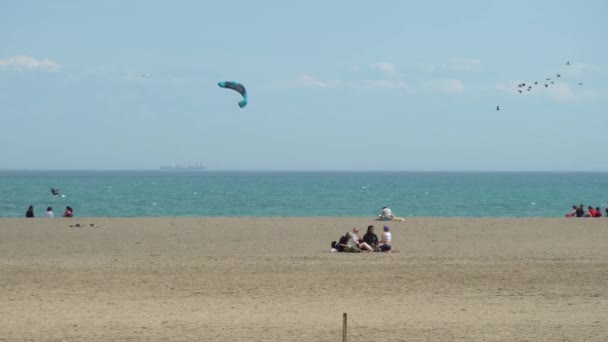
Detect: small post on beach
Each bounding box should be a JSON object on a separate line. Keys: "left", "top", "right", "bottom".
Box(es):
{"left": 342, "top": 312, "right": 347, "bottom": 342}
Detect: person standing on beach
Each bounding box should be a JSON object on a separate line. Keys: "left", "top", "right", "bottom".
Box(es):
{"left": 45, "top": 207, "right": 54, "bottom": 218}
{"left": 25, "top": 206, "right": 35, "bottom": 218}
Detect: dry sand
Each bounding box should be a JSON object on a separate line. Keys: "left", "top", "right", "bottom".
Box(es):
{"left": 0, "top": 217, "right": 607, "bottom": 341}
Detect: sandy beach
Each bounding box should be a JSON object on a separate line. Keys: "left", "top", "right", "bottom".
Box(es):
{"left": 0, "top": 217, "right": 607, "bottom": 341}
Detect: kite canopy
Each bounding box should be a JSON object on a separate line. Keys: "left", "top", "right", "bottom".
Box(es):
{"left": 218, "top": 81, "right": 248, "bottom": 108}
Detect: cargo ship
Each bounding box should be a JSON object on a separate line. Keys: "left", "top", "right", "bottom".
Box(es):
{"left": 159, "top": 162, "right": 207, "bottom": 171}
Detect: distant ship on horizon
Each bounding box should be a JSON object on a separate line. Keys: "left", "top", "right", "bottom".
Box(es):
{"left": 159, "top": 162, "right": 207, "bottom": 171}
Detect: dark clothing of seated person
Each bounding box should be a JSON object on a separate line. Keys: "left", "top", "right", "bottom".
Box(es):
{"left": 337, "top": 233, "right": 360, "bottom": 253}
{"left": 575, "top": 206, "right": 585, "bottom": 217}
{"left": 363, "top": 231, "right": 378, "bottom": 248}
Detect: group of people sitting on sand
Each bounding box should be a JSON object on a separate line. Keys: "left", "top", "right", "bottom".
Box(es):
{"left": 565, "top": 204, "right": 606, "bottom": 218}
{"left": 331, "top": 225, "right": 393, "bottom": 253}
{"left": 25, "top": 205, "right": 73, "bottom": 218}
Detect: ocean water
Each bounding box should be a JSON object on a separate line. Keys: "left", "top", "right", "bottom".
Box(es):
{"left": 0, "top": 171, "right": 606, "bottom": 218}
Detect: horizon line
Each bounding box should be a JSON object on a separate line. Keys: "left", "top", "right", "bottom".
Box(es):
{"left": 1, "top": 169, "right": 608, "bottom": 173}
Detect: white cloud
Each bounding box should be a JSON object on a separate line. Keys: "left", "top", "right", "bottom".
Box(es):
{"left": 275, "top": 74, "right": 411, "bottom": 92}
{"left": 444, "top": 79, "right": 465, "bottom": 93}
{"left": 0, "top": 55, "right": 62, "bottom": 72}
{"left": 365, "top": 79, "right": 408, "bottom": 90}
{"left": 495, "top": 81, "right": 523, "bottom": 94}
{"left": 558, "top": 62, "right": 608, "bottom": 77}
{"left": 415, "top": 62, "right": 436, "bottom": 72}
{"left": 370, "top": 62, "right": 397, "bottom": 76}
{"left": 292, "top": 74, "right": 341, "bottom": 88}
{"left": 422, "top": 78, "right": 464, "bottom": 94}
{"left": 546, "top": 82, "right": 575, "bottom": 101}
{"left": 443, "top": 57, "right": 481, "bottom": 72}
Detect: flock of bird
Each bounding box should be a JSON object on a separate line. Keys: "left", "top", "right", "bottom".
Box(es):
{"left": 496, "top": 61, "right": 583, "bottom": 111}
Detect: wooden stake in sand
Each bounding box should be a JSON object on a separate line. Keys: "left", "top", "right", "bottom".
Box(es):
{"left": 342, "top": 312, "right": 347, "bottom": 342}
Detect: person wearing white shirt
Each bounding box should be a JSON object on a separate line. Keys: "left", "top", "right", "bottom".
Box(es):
{"left": 377, "top": 225, "right": 392, "bottom": 252}
{"left": 45, "top": 207, "right": 54, "bottom": 218}
{"left": 378, "top": 206, "right": 393, "bottom": 221}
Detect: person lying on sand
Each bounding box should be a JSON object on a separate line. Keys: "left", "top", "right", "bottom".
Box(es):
{"left": 69, "top": 223, "right": 101, "bottom": 228}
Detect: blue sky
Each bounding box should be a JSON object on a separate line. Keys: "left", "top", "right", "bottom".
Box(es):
{"left": 1, "top": 0, "right": 607, "bottom": 171}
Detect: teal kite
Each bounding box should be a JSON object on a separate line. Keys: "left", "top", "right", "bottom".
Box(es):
{"left": 218, "top": 81, "right": 248, "bottom": 108}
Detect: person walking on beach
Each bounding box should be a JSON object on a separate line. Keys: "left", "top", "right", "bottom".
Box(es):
{"left": 45, "top": 207, "right": 54, "bottom": 218}
{"left": 25, "top": 205, "right": 35, "bottom": 218}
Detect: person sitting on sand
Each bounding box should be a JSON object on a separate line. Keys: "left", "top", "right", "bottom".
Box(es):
{"left": 594, "top": 207, "right": 602, "bottom": 217}
{"left": 63, "top": 206, "right": 73, "bottom": 218}
{"left": 377, "top": 206, "right": 393, "bottom": 221}
{"left": 565, "top": 205, "right": 577, "bottom": 217}
{"left": 586, "top": 206, "right": 596, "bottom": 218}
{"left": 576, "top": 204, "right": 585, "bottom": 217}
{"left": 337, "top": 232, "right": 361, "bottom": 253}
{"left": 351, "top": 227, "right": 374, "bottom": 252}
{"left": 45, "top": 207, "right": 54, "bottom": 218}
{"left": 376, "top": 225, "right": 392, "bottom": 252}
{"left": 363, "top": 225, "right": 379, "bottom": 250}
{"left": 26, "top": 205, "right": 35, "bottom": 218}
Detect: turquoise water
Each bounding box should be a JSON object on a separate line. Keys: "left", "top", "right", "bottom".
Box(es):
{"left": 0, "top": 171, "right": 606, "bottom": 218}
